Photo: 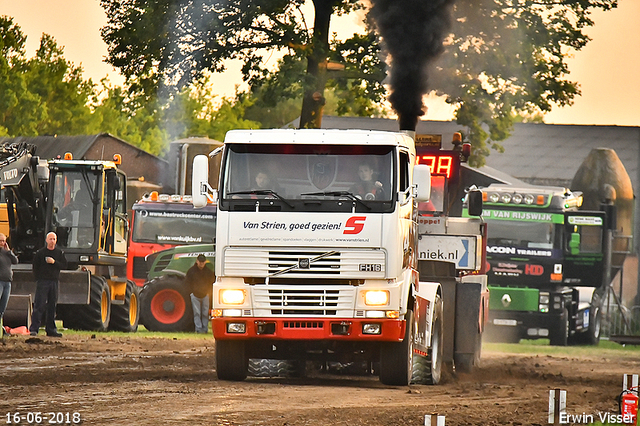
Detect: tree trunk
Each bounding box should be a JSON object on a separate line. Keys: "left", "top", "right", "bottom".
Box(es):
{"left": 298, "top": 0, "right": 336, "bottom": 129}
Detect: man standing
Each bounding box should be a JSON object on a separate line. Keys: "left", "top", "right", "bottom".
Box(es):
{"left": 0, "top": 233, "right": 18, "bottom": 336}
{"left": 185, "top": 254, "right": 215, "bottom": 334}
{"left": 29, "top": 232, "right": 67, "bottom": 337}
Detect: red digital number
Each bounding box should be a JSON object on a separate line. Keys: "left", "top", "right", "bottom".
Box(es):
{"left": 416, "top": 155, "right": 453, "bottom": 178}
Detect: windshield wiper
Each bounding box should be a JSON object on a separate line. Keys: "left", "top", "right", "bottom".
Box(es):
{"left": 227, "top": 190, "right": 294, "bottom": 209}
{"left": 301, "top": 191, "right": 371, "bottom": 211}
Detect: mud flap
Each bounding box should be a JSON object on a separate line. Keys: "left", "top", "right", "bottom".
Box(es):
{"left": 454, "top": 279, "right": 483, "bottom": 371}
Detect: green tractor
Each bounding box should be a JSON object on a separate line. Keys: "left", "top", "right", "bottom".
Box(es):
{"left": 139, "top": 244, "right": 214, "bottom": 332}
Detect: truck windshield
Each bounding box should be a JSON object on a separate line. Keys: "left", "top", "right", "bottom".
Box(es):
{"left": 221, "top": 144, "right": 395, "bottom": 212}
{"left": 485, "top": 219, "right": 558, "bottom": 250}
{"left": 132, "top": 209, "right": 216, "bottom": 244}
{"left": 51, "top": 170, "right": 99, "bottom": 249}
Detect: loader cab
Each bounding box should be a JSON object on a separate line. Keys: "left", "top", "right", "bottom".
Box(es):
{"left": 46, "top": 159, "right": 127, "bottom": 266}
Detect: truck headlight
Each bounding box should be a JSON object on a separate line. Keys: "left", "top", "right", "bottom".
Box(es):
{"left": 220, "top": 289, "right": 246, "bottom": 305}
{"left": 364, "top": 290, "right": 389, "bottom": 306}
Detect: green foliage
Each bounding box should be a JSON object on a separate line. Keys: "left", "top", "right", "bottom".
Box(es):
{"left": 100, "top": 0, "right": 379, "bottom": 128}
{"left": 431, "top": 0, "right": 618, "bottom": 166}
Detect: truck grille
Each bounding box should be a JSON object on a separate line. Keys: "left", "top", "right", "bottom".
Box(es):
{"left": 253, "top": 286, "right": 355, "bottom": 317}
{"left": 223, "top": 248, "right": 385, "bottom": 278}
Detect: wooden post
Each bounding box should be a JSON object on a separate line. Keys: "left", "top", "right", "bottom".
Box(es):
{"left": 548, "top": 389, "right": 566, "bottom": 425}
{"left": 424, "top": 413, "right": 445, "bottom": 426}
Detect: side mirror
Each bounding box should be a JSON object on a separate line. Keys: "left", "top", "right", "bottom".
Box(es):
{"left": 192, "top": 155, "right": 209, "bottom": 208}
{"left": 413, "top": 164, "right": 431, "bottom": 202}
{"left": 467, "top": 190, "right": 483, "bottom": 217}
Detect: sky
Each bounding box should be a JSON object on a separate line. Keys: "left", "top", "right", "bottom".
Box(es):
{"left": 1, "top": 0, "right": 639, "bottom": 127}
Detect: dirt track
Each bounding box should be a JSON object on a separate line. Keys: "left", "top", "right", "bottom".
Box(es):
{"left": 0, "top": 334, "right": 636, "bottom": 425}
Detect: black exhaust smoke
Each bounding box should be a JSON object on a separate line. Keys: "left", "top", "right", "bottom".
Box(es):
{"left": 370, "top": 0, "right": 455, "bottom": 131}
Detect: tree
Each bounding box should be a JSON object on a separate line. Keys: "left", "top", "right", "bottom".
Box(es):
{"left": 424, "top": 0, "right": 618, "bottom": 165}
{"left": 24, "top": 34, "right": 96, "bottom": 135}
{"left": 0, "top": 17, "right": 100, "bottom": 138}
{"left": 0, "top": 17, "right": 44, "bottom": 136}
{"left": 100, "top": 0, "right": 376, "bottom": 129}
{"left": 101, "top": 0, "right": 618, "bottom": 164}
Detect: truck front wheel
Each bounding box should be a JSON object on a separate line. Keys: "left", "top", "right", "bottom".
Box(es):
{"left": 379, "top": 309, "right": 415, "bottom": 386}
{"left": 216, "top": 340, "right": 248, "bottom": 381}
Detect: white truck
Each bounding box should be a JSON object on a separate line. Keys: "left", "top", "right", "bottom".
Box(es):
{"left": 193, "top": 128, "right": 487, "bottom": 385}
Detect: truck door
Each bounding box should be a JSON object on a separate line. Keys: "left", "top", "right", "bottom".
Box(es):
{"left": 563, "top": 212, "right": 605, "bottom": 287}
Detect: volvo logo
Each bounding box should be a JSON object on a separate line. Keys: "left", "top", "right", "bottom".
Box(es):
{"left": 501, "top": 294, "right": 512, "bottom": 308}
{"left": 298, "top": 258, "right": 310, "bottom": 269}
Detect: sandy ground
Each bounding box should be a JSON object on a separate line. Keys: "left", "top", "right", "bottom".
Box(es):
{"left": 0, "top": 334, "right": 637, "bottom": 426}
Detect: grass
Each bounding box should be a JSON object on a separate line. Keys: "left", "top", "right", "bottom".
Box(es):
{"left": 485, "top": 337, "right": 640, "bottom": 358}
{"left": 44, "top": 321, "right": 214, "bottom": 340}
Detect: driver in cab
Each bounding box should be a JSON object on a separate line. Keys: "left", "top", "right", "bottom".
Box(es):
{"left": 350, "top": 162, "right": 385, "bottom": 200}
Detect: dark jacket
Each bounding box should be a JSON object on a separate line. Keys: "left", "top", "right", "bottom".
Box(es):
{"left": 33, "top": 246, "right": 68, "bottom": 281}
{"left": 185, "top": 263, "right": 215, "bottom": 299}
{"left": 0, "top": 247, "right": 18, "bottom": 282}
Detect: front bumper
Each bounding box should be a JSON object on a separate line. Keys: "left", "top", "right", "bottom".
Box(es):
{"left": 487, "top": 310, "right": 564, "bottom": 339}
{"left": 212, "top": 317, "right": 405, "bottom": 342}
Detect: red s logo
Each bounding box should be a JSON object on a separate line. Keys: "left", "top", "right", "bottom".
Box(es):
{"left": 344, "top": 216, "right": 366, "bottom": 234}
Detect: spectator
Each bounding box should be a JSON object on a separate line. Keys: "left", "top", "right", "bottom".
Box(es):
{"left": 185, "top": 254, "right": 215, "bottom": 334}
{"left": 29, "top": 232, "right": 67, "bottom": 337}
{"left": 0, "top": 233, "right": 18, "bottom": 337}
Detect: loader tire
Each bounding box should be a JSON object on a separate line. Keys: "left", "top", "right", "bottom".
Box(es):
{"left": 109, "top": 280, "right": 140, "bottom": 332}
{"left": 140, "top": 276, "right": 193, "bottom": 332}
{"left": 63, "top": 275, "right": 111, "bottom": 331}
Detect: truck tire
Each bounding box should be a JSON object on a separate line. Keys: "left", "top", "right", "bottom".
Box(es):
{"left": 574, "top": 306, "right": 601, "bottom": 345}
{"left": 63, "top": 275, "right": 111, "bottom": 331}
{"left": 109, "top": 280, "right": 140, "bottom": 332}
{"left": 585, "top": 307, "right": 601, "bottom": 345}
{"left": 549, "top": 308, "right": 569, "bottom": 346}
{"left": 216, "top": 340, "right": 248, "bottom": 381}
{"left": 412, "top": 295, "right": 443, "bottom": 384}
{"left": 139, "top": 276, "right": 194, "bottom": 332}
{"left": 248, "top": 359, "right": 304, "bottom": 378}
{"left": 380, "top": 309, "right": 415, "bottom": 386}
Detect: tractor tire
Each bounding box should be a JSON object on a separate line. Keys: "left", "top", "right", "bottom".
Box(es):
{"left": 380, "top": 309, "right": 415, "bottom": 386}
{"left": 216, "top": 340, "right": 248, "bottom": 381}
{"left": 412, "top": 295, "right": 443, "bottom": 384}
{"left": 139, "top": 276, "right": 194, "bottom": 332}
{"left": 109, "top": 280, "right": 140, "bottom": 332}
{"left": 62, "top": 275, "right": 111, "bottom": 331}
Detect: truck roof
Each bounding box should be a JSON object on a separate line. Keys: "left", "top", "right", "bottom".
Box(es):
{"left": 224, "top": 128, "right": 416, "bottom": 150}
